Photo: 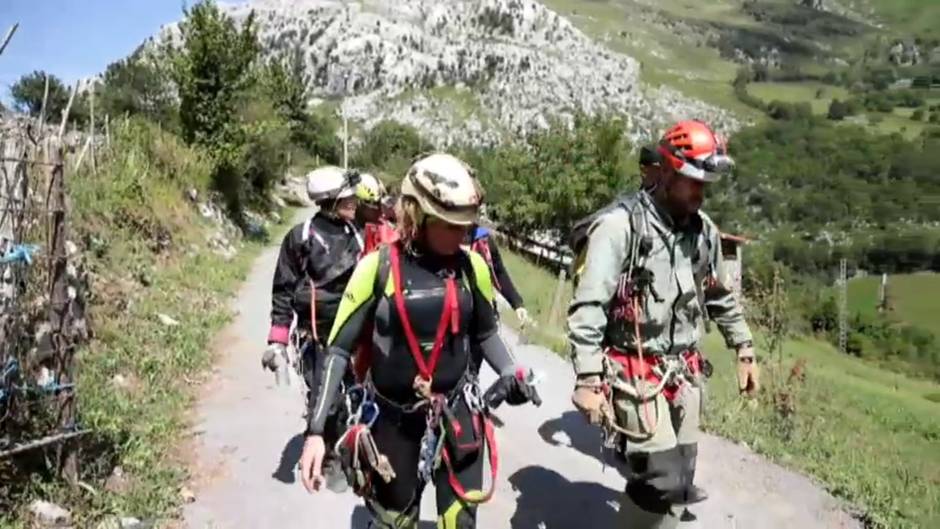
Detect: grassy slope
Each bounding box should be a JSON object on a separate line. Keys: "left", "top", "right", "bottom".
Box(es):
{"left": 0, "top": 120, "right": 289, "bottom": 527}
{"left": 542, "top": 0, "right": 763, "bottom": 119}
{"left": 748, "top": 81, "right": 850, "bottom": 114}
{"left": 548, "top": 0, "right": 939, "bottom": 141}
{"left": 849, "top": 272, "right": 940, "bottom": 337}
{"left": 501, "top": 248, "right": 940, "bottom": 529}
{"left": 860, "top": 0, "right": 940, "bottom": 39}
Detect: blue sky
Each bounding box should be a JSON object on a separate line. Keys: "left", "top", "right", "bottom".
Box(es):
{"left": 0, "top": 1, "right": 188, "bottom": 104}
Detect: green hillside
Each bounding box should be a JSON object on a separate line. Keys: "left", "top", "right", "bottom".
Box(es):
{"left": 849, "top": 273, "right": 940, "bottom": 337}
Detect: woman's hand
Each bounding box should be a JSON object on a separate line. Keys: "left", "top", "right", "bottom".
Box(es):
{"left": 299, "top": 434, "right": 326, "bottom": 493}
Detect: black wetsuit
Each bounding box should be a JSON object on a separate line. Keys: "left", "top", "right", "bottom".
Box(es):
{"left": 269, "top": 212, "right": 363, "bottom": 341}
{"left": 268, "top": 212, "right": 363, "bottom": 454}
{"left": 467, "top": 227, "right": 523, "bottom": 310}
{"left": 307, "top": 242, "right": 515, "bottom": 528}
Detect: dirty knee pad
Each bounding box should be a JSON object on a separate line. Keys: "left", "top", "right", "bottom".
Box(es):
{"left": 625, "top": 446, "right": 683, "bottom": 513}
{"left": 438, "top": 500, "right": 477, "bottom": 529}
{"left": 366, "top": 498, "right": 419, "bottom": 529}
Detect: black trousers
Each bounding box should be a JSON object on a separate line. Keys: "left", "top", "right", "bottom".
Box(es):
{"left": 365, "top": 399, "right": 484, "bottom": 529}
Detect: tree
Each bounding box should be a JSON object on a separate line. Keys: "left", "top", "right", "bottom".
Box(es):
{"left": 10, "top": 70, "right": 69, "bottom": 120}
{"left": 263, "top": 47, "right": 340, "bottom": 163}
{"left": 354, "top": 120, "right": 429, "bottom": 176}
{"left": 166, "top": 0, "right": 260, "bottom": 216}
{"left": 167, "top": 0, "right": 259, "bottom": 148}
{"left": 468, "top": 113, "right": 633, "bottom": 238}
{"left": 99, "top": 54, "right": 177, "bottom": 128}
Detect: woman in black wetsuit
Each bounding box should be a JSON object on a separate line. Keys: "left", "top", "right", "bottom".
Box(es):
{"left": 298, "top": 153, "right": 540, "bottom": 529}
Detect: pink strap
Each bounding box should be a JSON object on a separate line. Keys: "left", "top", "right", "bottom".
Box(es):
{"left": 267, "top": 325, "right": 290, "bottom": 345}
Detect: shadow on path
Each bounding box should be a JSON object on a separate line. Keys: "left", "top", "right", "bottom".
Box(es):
{"left": 272, "top": 433, "right": 304, "bottom": 484}
{"left": 537, "top": 410, "right": 628, "bottom": 477}
{"left": 508, "top": 465, "right": 621, "bottom": 529}
{"left": 350, "top": 505, "right": 436, "bottom": 529}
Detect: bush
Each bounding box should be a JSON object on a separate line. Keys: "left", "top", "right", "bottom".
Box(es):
{"left": 466, "top": 113, "right": 633, "bottom": 239}
{"left": 10, "top": 70, "right": 71, "bottom": 122}
{"left": 827, "top": 99, "right": 848, "bottom": 120}
{"left": 353, "top": 120, "right": 431, "bottom": 177}
{"left": 767, "top": 100, "right": 813, "bottom": 121}
{"left": 99, "top": 55, "right": 177, "bottom": 130}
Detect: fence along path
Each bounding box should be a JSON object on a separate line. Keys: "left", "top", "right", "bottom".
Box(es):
{"left": 0, "top": 109, "right": 90, "bottom": 483}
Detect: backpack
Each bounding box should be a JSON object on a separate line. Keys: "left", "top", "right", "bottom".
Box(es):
{"left": 568, "top": 192, "right": 718, "bottom": 324}
{"left": 568, "top": 192, "right": 651, "bottom": 286}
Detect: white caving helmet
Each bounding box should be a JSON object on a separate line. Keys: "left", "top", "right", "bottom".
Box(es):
{"left": 401, "top": 153, "right": 484, "bottom": 226}
{"left": 306, "top": 166, "right": 359, "bottom": 203}
{"left": 355, "top": 173, "right": 386, "bottom": 206}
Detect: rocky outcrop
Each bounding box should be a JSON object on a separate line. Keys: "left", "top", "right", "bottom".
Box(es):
{"left": 208, "top": 0, "right": 738, "bottom": 146}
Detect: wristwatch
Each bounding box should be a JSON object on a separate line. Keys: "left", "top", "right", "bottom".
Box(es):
{"left": 735, "top": 340, "right": 755, "bottom": 361}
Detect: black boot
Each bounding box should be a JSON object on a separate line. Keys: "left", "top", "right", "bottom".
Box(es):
{"left": 668, "top": 443, "right": 708, "bottom": 505}
{"left": 665, "top": 483, "right": 709, "bottom": 505}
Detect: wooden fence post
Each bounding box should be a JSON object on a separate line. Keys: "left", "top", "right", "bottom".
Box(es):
{"left": 547, "top": 268, "right": 568, "bottom": 330}
{"left": 46, "top": 139, "right": 78, "bottom": 483}
{"left": 0, "top": 23, "right": 18, "bottom": 57}
{"left": 89, "top": 84, "right": 96, "bottom": 174}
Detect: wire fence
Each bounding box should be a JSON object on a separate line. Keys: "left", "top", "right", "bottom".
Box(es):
{"left": 0, "top": 121, "right": 89, "bottom": 483}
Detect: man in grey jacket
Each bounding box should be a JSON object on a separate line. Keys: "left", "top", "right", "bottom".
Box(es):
{"left": 567, "top": 120, "right": 759, "bottom": 529}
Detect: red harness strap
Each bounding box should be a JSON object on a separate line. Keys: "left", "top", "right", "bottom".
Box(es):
{"left": 389, "top": 242, "right": 459, "bottom": 383}
{"left": 440, "top": 413, "right": 499, "bottom": 504}
{"left": 387, "top": 243, "right": 500, "bottom": 503}
{"left": 606, "top": 348, "right": 705, "bottom": 402}
{"left": 362, "top": 220, "right": 399, "bottom": 257}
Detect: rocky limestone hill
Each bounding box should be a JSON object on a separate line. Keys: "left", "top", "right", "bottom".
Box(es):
{"left": 208, "top": 0, "right": 739, "bottom": 147}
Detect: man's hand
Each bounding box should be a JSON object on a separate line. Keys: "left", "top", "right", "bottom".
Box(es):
{"left": 736, "top": 345, "right": 760, "bottom": 397}
{"left": 298, "top": 435, "right": 326, "bottom": 493}
{"left": 571, "top": 375, "right": 607, "bottom": 425}
{"left": 515, "top": 307, "right": 531, "bottom": 326}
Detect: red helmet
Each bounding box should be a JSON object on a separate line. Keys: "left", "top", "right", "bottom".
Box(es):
{"left": 657, "top": 120, "right": 735, "bottom": 182}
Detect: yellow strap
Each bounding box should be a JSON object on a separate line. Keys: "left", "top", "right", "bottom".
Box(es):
{"left": 327, "top": 251, "right": 381, "bottom": 344}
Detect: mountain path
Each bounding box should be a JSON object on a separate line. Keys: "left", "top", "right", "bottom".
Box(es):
{"left": 181, "top": 213, "right": 861, "bottom": 529}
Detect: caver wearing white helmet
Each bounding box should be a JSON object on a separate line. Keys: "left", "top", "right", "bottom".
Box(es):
{"left": 306, "top": 165, "right": 361, "bottom": 216}
{"left": 397, "top": 153, "right": 485, "bottom": 254}
{"left": 263, "top": 165, "right": 365, "bottom": 494}
{"left": 298, "top": 152, "right": 540, "bottom": 529}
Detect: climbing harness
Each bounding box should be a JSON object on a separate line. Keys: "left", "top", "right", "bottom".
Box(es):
{"left": 389, "top": 242, "right": 459, "bottom": 399}
{"left": 335, "top": 384, "right": 395, "bottom": 496}
{"left": 339, "top": 241, "right": 502, "bottom": 506}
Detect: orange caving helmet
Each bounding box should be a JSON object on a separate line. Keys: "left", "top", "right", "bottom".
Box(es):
{"left": 657, "top": 120, "right": 735, "bottom": 182}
